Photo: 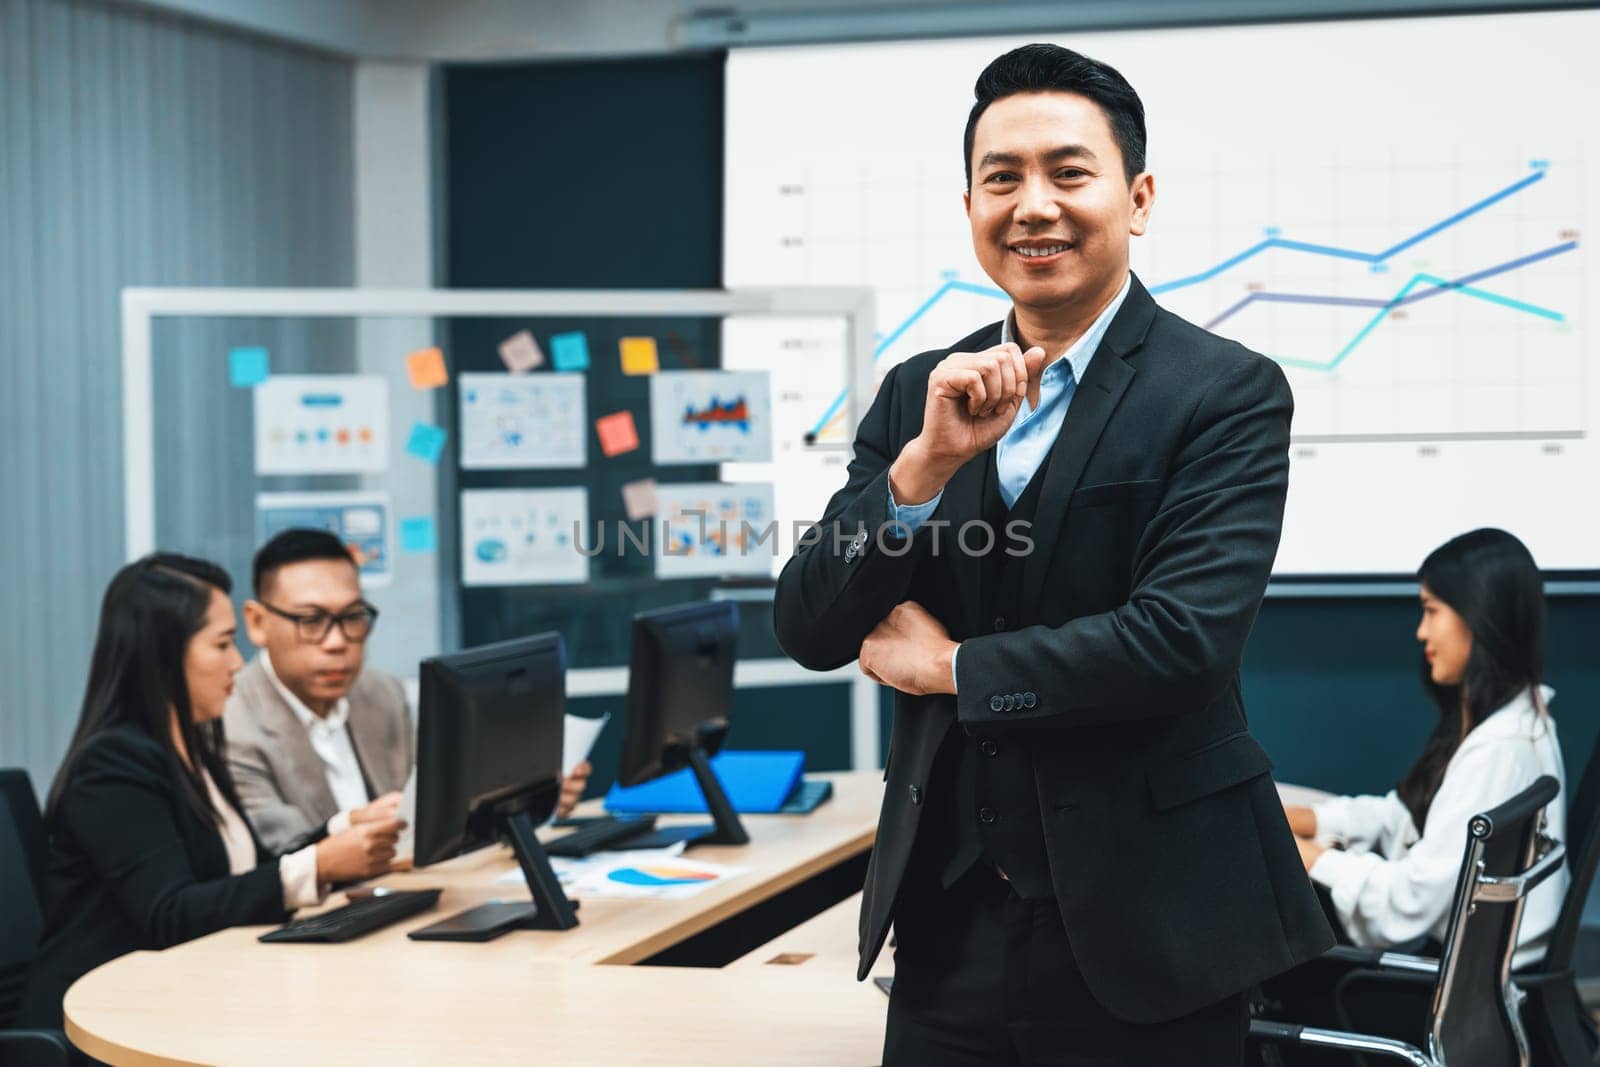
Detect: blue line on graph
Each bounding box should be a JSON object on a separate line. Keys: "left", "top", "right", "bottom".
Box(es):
{"left": 1148, "top": 169, "right": 1546, "bottom": 295}
{"left": 805, "top": 168, "right": 1562, "bottom": 437}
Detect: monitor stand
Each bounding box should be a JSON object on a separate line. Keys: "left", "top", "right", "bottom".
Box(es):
{"left": 623, "top": 744, "right": 750, "bottom": 850}
{"left": 407, "top": 810, "right": 580, "bottom": 941}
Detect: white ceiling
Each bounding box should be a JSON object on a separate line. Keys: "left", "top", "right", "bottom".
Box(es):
{"left": 110, "top": 0, "right": 1571, "bottom": 62}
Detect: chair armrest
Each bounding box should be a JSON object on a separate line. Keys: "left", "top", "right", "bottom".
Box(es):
{"left": 0, "top": 1029, "right": 72, "bottom": 1067}
{"left": 1322, "top": 945, "right": 1439, "bottom": 976}
{"left": 1369, "top": 952, "right": 1440, "bottom": 977}
{"left": 1248, "top": 1020, "right": 1436, "bottom": 1066}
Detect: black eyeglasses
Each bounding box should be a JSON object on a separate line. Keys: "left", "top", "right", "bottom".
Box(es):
{"left": 258, "top": 600, "right": 380, "bottom": 643}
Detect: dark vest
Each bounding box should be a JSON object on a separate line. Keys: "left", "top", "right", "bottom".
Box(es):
{"left": 921, "top": 445, "right": 1057, "bottom": 900}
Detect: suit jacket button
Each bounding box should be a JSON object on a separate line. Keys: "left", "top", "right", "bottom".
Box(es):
{"left": 909, "top": 784, "right": 922, "bottom": 805}
{"left": 989, "top": 695, "right": 1004, "bottom": 713}
{"left": 1022, "top": 692, "right": 1037, "bottom": 709}
{"left": 1002, "top": 694, "right": 1015, "bottom": 712}
{"left": 979, "top": 738, "right": 998, "bottom": 757}
{"left": 992, "top": 615, "right": 1007, "bottom": 632}
{"left": 978, "top": 807, "right": 998, "bottom": 824}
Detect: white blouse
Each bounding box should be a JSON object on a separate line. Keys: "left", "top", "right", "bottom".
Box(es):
{"left": 1309, "top": 686, "right": 1568, "bottom": 970}
{"left": 200, "top": 765, "right": 325, "bottom": 911}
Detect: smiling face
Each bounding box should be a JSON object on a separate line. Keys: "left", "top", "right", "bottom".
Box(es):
{"left": 964, "top": 91, "right": 1153, "bottom": 325}
{"left": 184, "top": 588, "right": 244, "bottom": 723}
{"left": 1417, "top": 583, "right": 1474, "bottom": 687}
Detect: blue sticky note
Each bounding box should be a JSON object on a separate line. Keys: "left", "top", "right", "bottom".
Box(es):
{"left": 406, "top": 422, "right": 447, "bottom": 463}
{"left": 550, "top": 331, "right": 591, "bottom": 371}
{"left": 399, "top": 516, "right": 437, "bottom": 554}
{"left": 228, "top": 346, "right": 270, "bottom": 388}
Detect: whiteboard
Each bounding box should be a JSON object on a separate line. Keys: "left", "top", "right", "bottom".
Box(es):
{"left": 724, "top": 10, "right": 1599, "bottom": 577}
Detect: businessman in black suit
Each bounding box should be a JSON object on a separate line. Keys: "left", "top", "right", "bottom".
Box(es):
{"left": 774, "top": 44, "right": 1333, "bottom": 1064}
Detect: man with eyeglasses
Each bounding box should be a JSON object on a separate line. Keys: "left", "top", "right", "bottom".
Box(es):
{"left": 226, "top": 528, "right": 590, "bottom": 858}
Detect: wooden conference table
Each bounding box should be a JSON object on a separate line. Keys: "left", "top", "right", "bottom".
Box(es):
{"left": 64, "top": 776, "right": 1330, "bottom": 1066}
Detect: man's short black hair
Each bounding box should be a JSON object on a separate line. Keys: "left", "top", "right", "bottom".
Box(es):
{"left": 253, "top": 528, "right": 356, "bottom": 597}
{"left": 963, "top": 43, "right": 1147, "bottom": 187}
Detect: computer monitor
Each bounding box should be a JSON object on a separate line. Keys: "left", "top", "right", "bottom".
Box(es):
{"left": 409, "top": 631, "right": 579, "bottom": 940}
{"left": 615, "top": 601, "right": 748, "bottom": 849}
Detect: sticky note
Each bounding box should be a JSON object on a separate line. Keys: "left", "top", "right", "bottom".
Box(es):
{"left": 550, "top": 331, "right": 591, "bottom": 372}
{"left": 595, "top": 411, "right": 640, "bottom": 457}
{"left": 621, "top": 478, "right": 659, "bottom": 520}
{"left": 407, "top": 347, "right": 449, "bottom": 390}
{"left": 498, "top": 330, "right": 544, "bottom": 373}
{"left": 399, "top": 516, "right": 437, "bottom": 554}
{"left": 406, "top": 422, "right": 448, "bottom": 463}
{"left": 229, "top": 347, "right": 270, "bottom": 388}
{"left": 619, "top": 336, "right": 660, "bottom": 376}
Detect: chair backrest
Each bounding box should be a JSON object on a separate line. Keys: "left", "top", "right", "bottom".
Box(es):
{"left": 1536, "top": 727, "right": 1600, "bottom": 973}
{"left": 0, "top": 770, "right": 47, "bottom": 904}
{"left": 0, "top": 772, "right": 47, "bottom": 1029}
{"left": 1429, "top": 775, "right": 1564, "bottom": 1067}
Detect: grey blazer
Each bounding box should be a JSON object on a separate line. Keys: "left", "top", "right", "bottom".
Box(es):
{"left": 224, "top": 657, "right": 415, "bottom": 854}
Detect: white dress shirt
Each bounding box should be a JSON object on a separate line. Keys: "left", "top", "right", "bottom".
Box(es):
{"left": 260, "top": 649, "right": 370, "bottom": 834}
{"left": 1309, "top": 686, "right": 1568, "bottom": 969}
{"left": 200, "top": 764, "right": 323, "bottom": 910}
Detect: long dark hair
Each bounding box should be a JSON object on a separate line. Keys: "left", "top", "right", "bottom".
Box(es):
{"left": 1395, "top": 529, "right": 1547, "bottom": 829}
{"left": 46, "top": 553, "right": 236, "bottom": 828}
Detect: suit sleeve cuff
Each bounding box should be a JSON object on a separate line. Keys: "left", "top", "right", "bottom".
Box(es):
{"left": 279, "top": 844, "right": 328, "bottom": 911}
{"left": 327, "top": 809, "right": 353, "bottom": 836}
{"left": 951, "top": 644, "right": 960, "bottom": 692}
{"left": 885, "top": 483, "right": 943, "bottom": 535}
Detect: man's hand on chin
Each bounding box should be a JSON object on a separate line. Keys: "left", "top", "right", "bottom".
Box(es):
{"left": 859, "top": 601, "right": 959, "bottom": 696}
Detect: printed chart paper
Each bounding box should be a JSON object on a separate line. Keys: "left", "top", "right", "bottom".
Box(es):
{"left": 458, "top": 372, "right": 587, "bottom": 470}
{"left": 255, "top": 491, "right": 393, "bottom": 587}
{"left": 653, "top": 482, "right": 776, "bottom": 580}
{"left": 254, "top": 375, "right": 389, "bottom": 475}
{"left": 649, "top": 370, "right": 773, "bottom": 465}
{"left": 460, "top": 488, "right": 589, "bottom": 587}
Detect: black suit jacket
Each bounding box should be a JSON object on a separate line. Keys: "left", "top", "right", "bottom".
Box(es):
{"left": 17, "top": 727, "right": 288, "bottom": 1030}
{"left": 774, "top": 275, "right": 1334, "bottom": 1024}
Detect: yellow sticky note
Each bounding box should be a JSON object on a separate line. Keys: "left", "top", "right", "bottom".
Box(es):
{"left": 619, "top": 336, "right": 660, "bottom": 376}
{"left": 407, "top": 347, "right": 449, "bottom": 390}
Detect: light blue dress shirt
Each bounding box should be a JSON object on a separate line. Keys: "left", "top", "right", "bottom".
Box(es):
{"left": 883, "top": 273, "right": 1132, "bottom": 687}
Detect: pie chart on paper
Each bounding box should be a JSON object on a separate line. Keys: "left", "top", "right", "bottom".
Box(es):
{"left": 607, "top": 865, "right": 721, "bottom": 887}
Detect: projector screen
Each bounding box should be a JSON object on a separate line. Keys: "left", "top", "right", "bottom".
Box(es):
{"left": 723, "top": 10, "right": 1598, "bottom": 581}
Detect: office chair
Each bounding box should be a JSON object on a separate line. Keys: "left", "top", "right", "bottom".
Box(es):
{"left": 0, "top": 768, "right": 71, "bottom": 1067}
{"left": 0, "top": 770, "right": 48, "bottom": 902}
{"left": 1516, "top": 729, "right": 1600, "bottom": 1065}
{"left": 1251, "top": 775, "right": 1566, "bottom": 1067}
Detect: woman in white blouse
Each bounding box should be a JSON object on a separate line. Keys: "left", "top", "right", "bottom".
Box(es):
{"left": 17, "top": 553, "right": 404, "bottom": 1031}
{"left": 1284, "top": 527, "right": 1569, "bottom": 968}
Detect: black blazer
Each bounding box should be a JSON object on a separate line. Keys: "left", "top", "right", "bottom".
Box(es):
{"left": 16, "top": 727, "right": 288, "bottom": 1030}
{"left": 774, "top": 275, "right": 1334, "bottom": 1024}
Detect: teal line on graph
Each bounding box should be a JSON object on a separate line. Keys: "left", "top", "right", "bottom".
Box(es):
{"left": 1277, "top": 269, "right": 1567, "bottom": 372}
{"left": 806, "top": 166, "right": 1563, "bottom": 438}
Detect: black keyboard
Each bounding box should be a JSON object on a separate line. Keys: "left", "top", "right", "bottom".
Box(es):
{"left": 545, "top": 815, "right": 658, "bottom": 857}
{"left": 259, "top": 888, "right": 442, "bottom": 943}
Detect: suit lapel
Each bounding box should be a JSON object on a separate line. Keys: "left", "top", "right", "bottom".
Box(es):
{"left": 937, "top": 453, "right": 987, "bottom": 638}
{"left": 345, "top": 686, "right": 386, "bottom": 797}
{"left": 932, "top": 323, "right": 1001, "bottom": 639}
{"left": 1018, "top": 276, "right": 1157, "bottom": 619}
{"left": 246, "top": 661, "right": 340, "bottom": 818}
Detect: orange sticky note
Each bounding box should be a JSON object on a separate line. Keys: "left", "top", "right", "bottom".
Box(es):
{"left": 595, "top": 411, "right": 640, "bottom": 457}
{"left": 407, "top": 347, "right": 449, "bottom": 390}
{"left": 619, "top": 336, "right": 660, "bottom": 376}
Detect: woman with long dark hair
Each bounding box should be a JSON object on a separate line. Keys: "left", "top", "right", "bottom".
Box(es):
{"left": 17, "top": 554, "right": 402, "bottom": 1030}
{"left": 1284, "top": 527, "right": 1569, "bottom": 965}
